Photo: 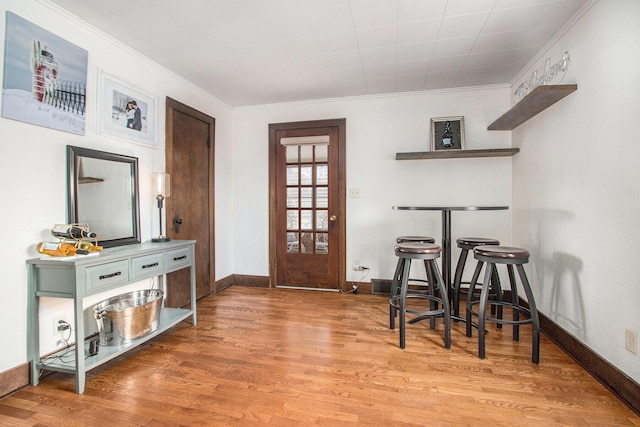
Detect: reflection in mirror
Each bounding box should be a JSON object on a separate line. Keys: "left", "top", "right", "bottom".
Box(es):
{"left": 67, "top": 145, "right": 140, "bottom": 248}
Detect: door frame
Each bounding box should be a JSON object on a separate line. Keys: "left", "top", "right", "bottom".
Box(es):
{"left": 268, "top": 118, "right": 346, "bottom": 290}
{"left": 165, "top": 96, "right": 216, "bottom": 294}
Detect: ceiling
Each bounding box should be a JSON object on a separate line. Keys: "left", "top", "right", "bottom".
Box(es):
{"left": 48, "top": 0, "right": 589, "bottom": 107}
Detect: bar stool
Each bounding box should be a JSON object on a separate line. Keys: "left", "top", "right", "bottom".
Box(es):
{"left": 465, "top": 246, "right": 540, "bottom": 364}
{"left": 452, "top": 237, "right": 502, "bottom": 318}
{"left": 389, "top": 242, "right": 451, "bottom": 349}
{"left": 390, "top": 235, "right": 437, "bottom": 299}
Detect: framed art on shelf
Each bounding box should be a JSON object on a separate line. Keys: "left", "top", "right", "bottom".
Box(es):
{"left": 431, "top": 116, "right": 465, "bottom": 151}
{"left": 97, "top": 70, "right": 157, "bottom": 147}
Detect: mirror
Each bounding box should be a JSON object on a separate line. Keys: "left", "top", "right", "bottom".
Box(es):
{"left": 67, "top": 145, "right": 140, "bottom": 248}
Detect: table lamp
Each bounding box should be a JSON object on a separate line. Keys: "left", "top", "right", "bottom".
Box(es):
{"left": 151, "top": 172, "right": 170, "bottom": 242}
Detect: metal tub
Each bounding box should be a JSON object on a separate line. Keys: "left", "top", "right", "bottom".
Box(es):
{"left": 94, "top": 289, "right": 163, "bottom": 346}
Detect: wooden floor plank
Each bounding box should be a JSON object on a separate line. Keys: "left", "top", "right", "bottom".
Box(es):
{"left": 1, "top": 286, "right": 639, "bottom": 426}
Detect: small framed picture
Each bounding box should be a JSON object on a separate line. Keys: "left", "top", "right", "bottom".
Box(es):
{"left": 431, "top": 116, "right": 465, "bottom": 151}
{"left": 97, "top": 70, "right": 157, "bottom": 148}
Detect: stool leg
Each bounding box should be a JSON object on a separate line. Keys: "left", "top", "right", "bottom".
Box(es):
{"left": 430, "top": 259, "right": 451, "bottom": 349}
{"left": 477, "top": 262, "right": 494, "bottom": 360}
{"left": 425, "top": 260, "right": 437, "bottom": 330}
{"left": 490, "top": 265, "right": 501, "bottom": 319}
{"left": 399, "top": 258, "right": 412, "bottom": 349}
{"left": 517, "top": 265, "right": 540, "bottom": 364}
{"left": 389, "top": 257, "right": 404, "bottom": 329}
{"left": 507, "top": 265, "right": 519, "bottom": 341}
{"left": 466, "top": 260, "right": 484, "bottom": 337}
{"left": 452, "top": 248, "right": 468, "bottom": 318}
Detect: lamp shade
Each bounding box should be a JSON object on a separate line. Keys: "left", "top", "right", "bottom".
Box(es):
{"left": 152, "top": 172, "right": 170, "bottom": 197}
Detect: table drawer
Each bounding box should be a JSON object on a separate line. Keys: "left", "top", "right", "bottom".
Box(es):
{"left": 131, "top": 253, "right": 165, "bottom": 281}
{"left": 165, "top": 247, "right": 191, "bottom": 272}
{"left": 86, "top": 260, "right": 130, "bottom": 293}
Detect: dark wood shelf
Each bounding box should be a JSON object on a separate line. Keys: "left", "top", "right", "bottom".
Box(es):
{"left": 488, "top": 84, "right": 577, "bottom": 130}
{"left": 396, "top": 148, "right": 519, "bottom": 160}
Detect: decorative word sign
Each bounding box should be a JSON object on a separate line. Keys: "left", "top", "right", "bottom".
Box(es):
{"left": 514, "top": 51, "right": 571, "bottom": 101}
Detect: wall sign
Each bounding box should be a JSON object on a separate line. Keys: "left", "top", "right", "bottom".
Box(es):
{"left": 514, "top": 51, "right": 571, "bottom": 101}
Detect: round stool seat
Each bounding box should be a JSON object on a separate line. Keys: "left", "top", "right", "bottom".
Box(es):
{"left": 396, "top": 235, "right": 436, "bottom": 244}
{"left": 395, "top": 242, "right": 441, "bottom": 256}
{"left": 474, "top": 245, "right": 529, "bottom": 261}
{"left": 457, "top": 237, "right": 500, "bottom": 250}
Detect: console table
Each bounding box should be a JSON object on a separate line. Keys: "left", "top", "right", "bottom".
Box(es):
{"left": 27, "top": 240, "right": 197, "bottom": 394}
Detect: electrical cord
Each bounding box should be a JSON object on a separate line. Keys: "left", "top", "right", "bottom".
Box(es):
{"left": 340, "top": 267, "right": 370, "bottom": 294}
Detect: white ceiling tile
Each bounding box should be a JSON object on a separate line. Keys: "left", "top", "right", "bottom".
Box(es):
{"left": 250, "top": 0, "right": 302, "bottom": 18}
{"left": 472, "top": 26, "right": 555, "bottom": 53}
{"left": 349, "top": 0, "right": 398, "bottom": 28}
{"left": 359, "top": 46, "right": 397, "bottom": 65}
{"left": 324, "top": 50, "right": 363, "bottom": 68}
{"left": 315, "top": 30, "right": 359, "bottom": 53}
{"left": 396, "top": 60, "right": 429, "bottom": 75}
{"left": 303, "top": 4, "right": 354, "bottom": 34}
{"left": 395, "top": 74, "right": 427, "bottom": 91}
{"left": 363, "top": 63, "right": 397, "bottom": 79}
{"left": 331, "top": 66, "right": 365, "bottom": 81}
{"left": 428, "top": 55, "right": 467, "bottom": 72}
{"left": 432, "top": 36, "right": 476, "bottom": 58}
{"left": 438, "top": 12, "right": 491, "bottom": 39}
{"left": 279, "top": 37, "right": 324, "bottom": 58}
{"left": 444, "top": 0, "right": 497, "bottom": 16}
{"left": 464, "top": 47, "right": 538, "bottom": 68}
{"left": 299, "top": 0, "right": 350, "bottom": 11}
{"left": 355, "top": 25, "right": 398, "bottom": 49}
{"left": 397, "top": 41, "right": 437, "bottom": 62}
{"left": 50, "top": 0, "right": 588, "bottom": 106}
{"left": 262, "top": 12, "right": 314, "bottom": 39}
{"left": 397, "top": 19, "right": 442, "bottom": 44}
{"left": 398, "top": 0, "right": 447, "bottom": 22}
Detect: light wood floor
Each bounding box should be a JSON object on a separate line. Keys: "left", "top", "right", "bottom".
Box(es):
{"left": 2, "top": 286, "right": 639, "bottom": 426}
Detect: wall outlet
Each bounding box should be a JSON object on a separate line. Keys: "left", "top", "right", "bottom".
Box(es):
{"left": 53, "top": 315, "right": 71, "bottom": 336}
{"left": 625, "top": 329, "right": 637, "bottom": 355}
{"left": 352, "top": 260, "right": 361, "bottom": 271}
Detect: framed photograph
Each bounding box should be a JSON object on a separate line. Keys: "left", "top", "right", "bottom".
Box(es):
{"left": 431, "top": 116, "right": 465, "bottom": 151}
{"left": 2, "top": 12, "right": 88, "bottom": 135}
{"left": 97, "top": 70, "right": 157, "bottom": 147}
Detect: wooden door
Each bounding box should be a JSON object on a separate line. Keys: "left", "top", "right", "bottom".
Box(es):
{"left": 269, "top": 119, "right": 346, "bottom": 290}
{"left": 165, "top": 97, "right": 215, "bottom": 307}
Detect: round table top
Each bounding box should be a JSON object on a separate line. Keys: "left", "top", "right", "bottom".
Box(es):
{"left": 393, "top": 205, "right": 509, "bottom": 211}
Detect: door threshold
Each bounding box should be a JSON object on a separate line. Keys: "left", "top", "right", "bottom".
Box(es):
{"left": 276, "top": 285, "right": 339, "bottom": 292}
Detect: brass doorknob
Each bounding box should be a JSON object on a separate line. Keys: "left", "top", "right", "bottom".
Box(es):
{"left": 329, "top": 215, "right": 337, "bottom": 221}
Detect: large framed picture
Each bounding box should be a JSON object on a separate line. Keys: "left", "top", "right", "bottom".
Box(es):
{"left": 1, "top": 12, "right": 88, "bottom": 135}
{"left": 97, "top": 70, "right": 157, "bottom": 147}
{"left": 431, "top": 116, "right": 465, "bottom": 151}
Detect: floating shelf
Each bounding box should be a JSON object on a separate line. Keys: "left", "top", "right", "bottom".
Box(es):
{"left": 488, "top": 84, "right": 577, "bottom": 130}
{"left": 396, "top": 148, "right": 519, "bottom": 160}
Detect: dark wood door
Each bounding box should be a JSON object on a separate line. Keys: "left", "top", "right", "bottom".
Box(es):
{"left": 165, "top": 97, "right": 215, "bottom": 307}
{"left": 269, "top": 119, "right": 346, "bottom": 290}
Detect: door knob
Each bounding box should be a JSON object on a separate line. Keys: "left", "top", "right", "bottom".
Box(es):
{"left": 329, "top": 215, "right": 337, "bottom": 221}
{"left": 173, "top": 215, "right": 183, "bottom": 233}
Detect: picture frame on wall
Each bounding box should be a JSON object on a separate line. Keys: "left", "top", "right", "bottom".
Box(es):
{"left": 431, "top": 116, "right": 465, "bottom": 151}
{"left": 97, "top": 70, "right": 157, "bottom": 147}
{"left": 1, "top": 12, "right": 88, "bottom": 135}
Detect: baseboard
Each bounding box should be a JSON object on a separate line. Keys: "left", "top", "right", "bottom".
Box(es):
{"left": 214, "top": 275, "right": 234, "bottom": 293}
{"left": 231, "top": 274, "right": 270, "bottom": 288}
{"left": 524, "top": 297, "right": 640, "bottom": 415}
{"left": 0, "top": 363, "right": 29, "bottom": 398}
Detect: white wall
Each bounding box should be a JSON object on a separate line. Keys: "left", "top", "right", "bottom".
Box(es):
{"left": 0, "top": 0, "right": 234, "bottom": 373}
{"left": 232, "top": 86, "right": 514, "bottom": 283}
{"left": 511, "top": 0, "right": 640, "bottom": 382}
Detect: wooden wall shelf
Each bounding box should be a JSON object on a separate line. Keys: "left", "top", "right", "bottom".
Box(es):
{"left": 488, "top": 84, "right": 577, "bottom": 130}
{"left": 396, "top": 148, "right": 519, "bottom": 160}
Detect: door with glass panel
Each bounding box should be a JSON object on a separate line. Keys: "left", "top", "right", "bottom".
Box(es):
{"left": 269, "top": 120, "right": 345, "bottom": 290}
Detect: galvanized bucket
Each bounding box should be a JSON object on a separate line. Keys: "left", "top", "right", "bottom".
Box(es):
{"left": 94, "top": 289, "right": 163, "bottom": 346}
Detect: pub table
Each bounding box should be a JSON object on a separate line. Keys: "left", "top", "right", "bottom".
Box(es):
{"left": 392, "top": 205, "right": 509, "bottom": 317}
